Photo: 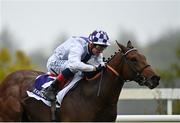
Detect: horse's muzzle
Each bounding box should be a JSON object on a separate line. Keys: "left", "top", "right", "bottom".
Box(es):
{"left": 145, "top": 75, "right": 160, "bottom": 89}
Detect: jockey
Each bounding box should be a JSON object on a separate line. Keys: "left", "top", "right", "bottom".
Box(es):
{"left": 44, "top": 30, "right": 111, "bottom": 101}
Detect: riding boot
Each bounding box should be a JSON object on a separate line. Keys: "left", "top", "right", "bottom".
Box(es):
{"left": 44, "top": 73, "right": 66, "bottom": 101}
{"left": 44, "top": 68, "right": 74, "bottom": 101}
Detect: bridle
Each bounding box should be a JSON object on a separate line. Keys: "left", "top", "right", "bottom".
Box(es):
{"left": 107, "top": 48, "right": 150, "bottom": 85}
{"left": 87, "top": 48, "right": 151, "bottom": 96}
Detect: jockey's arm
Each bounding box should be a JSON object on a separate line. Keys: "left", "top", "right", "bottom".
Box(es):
{"left": 68, "top": 44, "right": 96, "bottom": 72}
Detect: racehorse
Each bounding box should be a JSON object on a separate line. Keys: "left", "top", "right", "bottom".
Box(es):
{"left": 0, "top": 41, "right": 160, "bottom": 121}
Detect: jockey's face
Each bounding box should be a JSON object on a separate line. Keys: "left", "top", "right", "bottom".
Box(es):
{"left": 90, "top": 44, "right": 107, "bottom": 55}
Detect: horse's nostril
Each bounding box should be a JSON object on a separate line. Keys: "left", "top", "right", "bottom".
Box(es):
{"left": 150, "top": 75, "right": 160, "bottom": 88}
{"left": 152, "top": 75, "right": 160, "bottom": 82}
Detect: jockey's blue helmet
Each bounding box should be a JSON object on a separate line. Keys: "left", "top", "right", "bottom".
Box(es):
{"left": 89, "top": 30, "right": 110, "bottom": 46}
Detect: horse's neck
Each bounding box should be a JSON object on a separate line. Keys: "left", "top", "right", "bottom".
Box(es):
{"left": 101, "top": 52, "right": 125, "bottom": 104}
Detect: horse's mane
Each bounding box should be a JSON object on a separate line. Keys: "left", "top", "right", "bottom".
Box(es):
{"left": 104, "top": 50, "right": 122, "bottom": 63}
{"left": 104, "top": 45, "right": 134, "bottom": 63}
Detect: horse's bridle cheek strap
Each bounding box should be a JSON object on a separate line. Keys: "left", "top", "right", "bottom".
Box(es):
{"left": 106, "top": 65, "right": 119, "bottom": 77}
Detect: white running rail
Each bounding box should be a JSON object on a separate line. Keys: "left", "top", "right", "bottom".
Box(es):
{"left": 116, "top": 115, "right": 180, "bottom": 122}
{"left": 119, "top": 88, "right": 180, "bottom": 115}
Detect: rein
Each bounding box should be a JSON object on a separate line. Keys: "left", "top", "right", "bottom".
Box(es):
{"left": 106, "top": 65, "right": 119, "bottom": 76}
{"left": 86, "top": 49, "right": 138, "bottom": 81}
{"left": 85, "top": 65, "right": 120, "bottom": 81}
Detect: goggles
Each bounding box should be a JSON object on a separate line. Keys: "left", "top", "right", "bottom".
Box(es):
{"left": 94, "top": 44, "right": 107, "bottom": 51}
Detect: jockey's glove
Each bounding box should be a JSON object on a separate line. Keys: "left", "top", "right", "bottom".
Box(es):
{"left": 95, "top": 64, "right": 106, "bottom": 72}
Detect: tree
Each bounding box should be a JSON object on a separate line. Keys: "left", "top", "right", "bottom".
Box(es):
{"left": 0, "top": 26, "right": 34, "bottom": 83}
{"left": 157, "top": 46, "right": 180, "bottom": 87}
{"left": 157, "top": 46, "right": 180, "bottom": 114}
{"left": 0, "top": 48, "right": 34, "bottom": 84}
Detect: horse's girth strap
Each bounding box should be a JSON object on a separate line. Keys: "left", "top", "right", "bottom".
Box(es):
{"left": 106, "top": 65, "right": 119, "bottom": 76}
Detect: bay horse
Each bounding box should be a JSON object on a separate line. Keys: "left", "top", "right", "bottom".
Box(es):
{"left": 0, "top": 41, "right": 160, "bottom": 121}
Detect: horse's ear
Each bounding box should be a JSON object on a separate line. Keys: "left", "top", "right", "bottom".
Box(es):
{"left": 127, "top": 40, "right": 134, "bottom": 49}
{"left": 116, "top": 40, "right": 127, "bottom": 53}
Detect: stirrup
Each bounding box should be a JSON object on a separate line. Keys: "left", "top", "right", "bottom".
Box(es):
{"left": 43, "top": 86, "right": 57, "bottom": 101}
{"left": 46, "top": 92, "right": 56, "bottom": 101}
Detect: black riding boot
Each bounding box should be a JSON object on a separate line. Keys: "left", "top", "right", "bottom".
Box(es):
{"left": 43, "top": 79, "right": 61, "bottom": 101}
{"left": 44, "top": 68, "right": 74, "bottom": 101}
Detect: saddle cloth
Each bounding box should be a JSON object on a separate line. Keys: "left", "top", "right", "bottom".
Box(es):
{"left": 26, "top": 72, "right": 82, "bottom": 107}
